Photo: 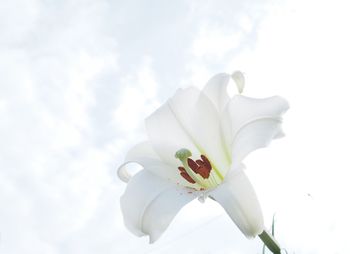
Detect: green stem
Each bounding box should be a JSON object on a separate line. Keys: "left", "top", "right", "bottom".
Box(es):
{"left": 259, "top": 230, "right": 281, "bottom": 254}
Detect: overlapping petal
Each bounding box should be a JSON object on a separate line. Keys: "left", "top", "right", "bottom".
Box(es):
{"left": 202, "top": 73, "right": 231, "bottom": 112}
{"left": 202, "top": 71, "right": 245, "bottom": 112}
{"left": 209, "top": 166, "right": 264, "bottom": 237}
{"left": 222, "top": 95, "right": 289, "bottom": 165}
{"left": 120, "top": 170, "right": 197, "bottom": 243}
{"left": 117, "top": 141, "right": 160, "bottom": 182}
{"left": 145, "top": 87, "right": 231, "bottom": 181}
{"left": 118, "top": 141, "right": 198, "bottom": 188}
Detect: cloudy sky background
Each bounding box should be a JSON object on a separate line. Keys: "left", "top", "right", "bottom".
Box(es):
{"left": 1, "top": 0, "right": 350, "bottom": 253}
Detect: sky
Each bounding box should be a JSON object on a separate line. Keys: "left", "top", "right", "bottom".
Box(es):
{"left": 1, "top": 0, "right": 350, "bottom": 253}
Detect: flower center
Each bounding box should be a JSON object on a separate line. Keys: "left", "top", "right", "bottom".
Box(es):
{"left": 175, "top": 148, "right": 221, "bottom": 189}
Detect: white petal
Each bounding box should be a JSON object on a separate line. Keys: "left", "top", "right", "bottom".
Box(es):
{"left": 202, "top": 72, "right": 246, "bottom": 112}
{"left": 231, "top": 71, "right": 245, "bottom": 94}
{"left": 145, "top": 87, "right": 231, "bottom": 179}
{"left": 202, "top": 73, "right": 231, "bottom": 112}
{"left": 231, "top": 118, "right": 284, "bottom": 164}
{"left": 125, "top": 141, "right": 161, "bottom": 162}
{"left": 120, "top": 170, "right": 196, "bottom": 242}
{"left": 117, "top": 141, "right": 159, "bottom": 182}
{"left": 118, "top": 141, "right": 196, "bottom": 187}
{"left": 223, "top": 95, "right": 289, "bottom": 164}
{"left": 209, "top": 168, "right": 264, "bottom": 238}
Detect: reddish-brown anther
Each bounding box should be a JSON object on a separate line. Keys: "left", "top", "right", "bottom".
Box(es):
{"left": 201, "top": 155, "right": 212, "bottom": 170}
{"left": 178, "top": 166, "right": 186, "bottom": 172}
{"left": 178, "top": 155, "right": 213, "bottom": 183}
{"left": 196, "top": 160, "right": 204, "bottom": 166}
{"left": 187, "top": 155, "right": 212, "bottom": 179}
{"left": 187, "top": 158, "right": 199, "bottom": 173}
{"left": 196, "top": 164, "right": 211, "bottom": 179}
{"left": 178, "top": 167, "right": 195, "bottom": 184}
{"left": 180, "top": 172, "right": 196, "bottom": 183}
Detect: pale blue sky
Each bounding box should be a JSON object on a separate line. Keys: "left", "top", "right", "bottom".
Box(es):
{"left": 1, "top": 0, "right": 349, "bottom": 253}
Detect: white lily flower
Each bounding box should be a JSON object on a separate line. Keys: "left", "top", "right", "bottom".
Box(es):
{"left": 117, "top": 71, "right": 289, "bottom": 244}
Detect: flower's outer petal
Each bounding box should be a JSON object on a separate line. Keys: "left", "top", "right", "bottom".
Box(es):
{"left": 117, "top": 141, "right": 160, "bottom": 182}
{"left": 231, "top": 118, "right": 284, "bottom": 165}
{"left": 202, "top": 71, "right": 246, "bottom": 112}
{"left": 231, "top": 71, "right": 245, "bottom": 94}
{"left": 117, "top": 141, "right": 197, "bottom": 188}
{"left": 209, "top": 167, "right": 264, "bottom": 238}
{"left": 145, "top": 87, "right": 231, "bottom": 179}
{"left": 223, "top": 95, "right": 289, "bottom": 165}
{"left": 202, "top": 73, "right": 231, "bottom": 112}
{"left": 125, "top": 141, "right": 160, "bottom": 162}
{"left": 120, "top": 170, "right": 196, "bottom": 243}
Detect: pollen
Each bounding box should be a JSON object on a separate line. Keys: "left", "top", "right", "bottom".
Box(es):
{"left": 187, "top": 155, "right": 212, "bottom": 179}
{"left": 178, "top": 167, "right": 196, "bottom": 184}
{"left": 175, "top": 148, "right": 216, "bottom": 189}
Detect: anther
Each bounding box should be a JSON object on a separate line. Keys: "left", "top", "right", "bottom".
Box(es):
{"left": 187, "top": 155, "right": 212, "bottom": 179}
{"left": 178, "top": 167, "right": 195, "bottom": 184}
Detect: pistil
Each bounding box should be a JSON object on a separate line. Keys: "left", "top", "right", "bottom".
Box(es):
{"left": 175, "top": 148, "right": 218, "bottom": 189}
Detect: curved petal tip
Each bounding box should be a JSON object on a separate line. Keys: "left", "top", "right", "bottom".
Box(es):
{"left": 231, "top": 71, "right": 245, "bottom": 94}
{"left": 117, "top": 162, "right": 132, "bottom": 183}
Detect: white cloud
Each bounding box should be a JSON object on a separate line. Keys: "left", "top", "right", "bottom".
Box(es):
{"left": 114, "top": 56, "right": 160, "bottom": 134}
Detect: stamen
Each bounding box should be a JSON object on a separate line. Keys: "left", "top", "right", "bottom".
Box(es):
{"left": 200, "top": 155, "right": 212, "bottom": 170}
{"left": 187, "top": 158, "right": 199, "bottom": 173}
{"left": 175, "top": 148, "right": 216, "bottom": 189}
{"left": 178, "top": 166, "right": 186, "bottom": 172}
{"left": 187, "top": 155, "right": 212, "bottom": 179}
{"left": 178, "top": 166, "right": 196, "bottom": 184}
{"left": 196, "top": 160, "right": 204, "bottom": 166}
